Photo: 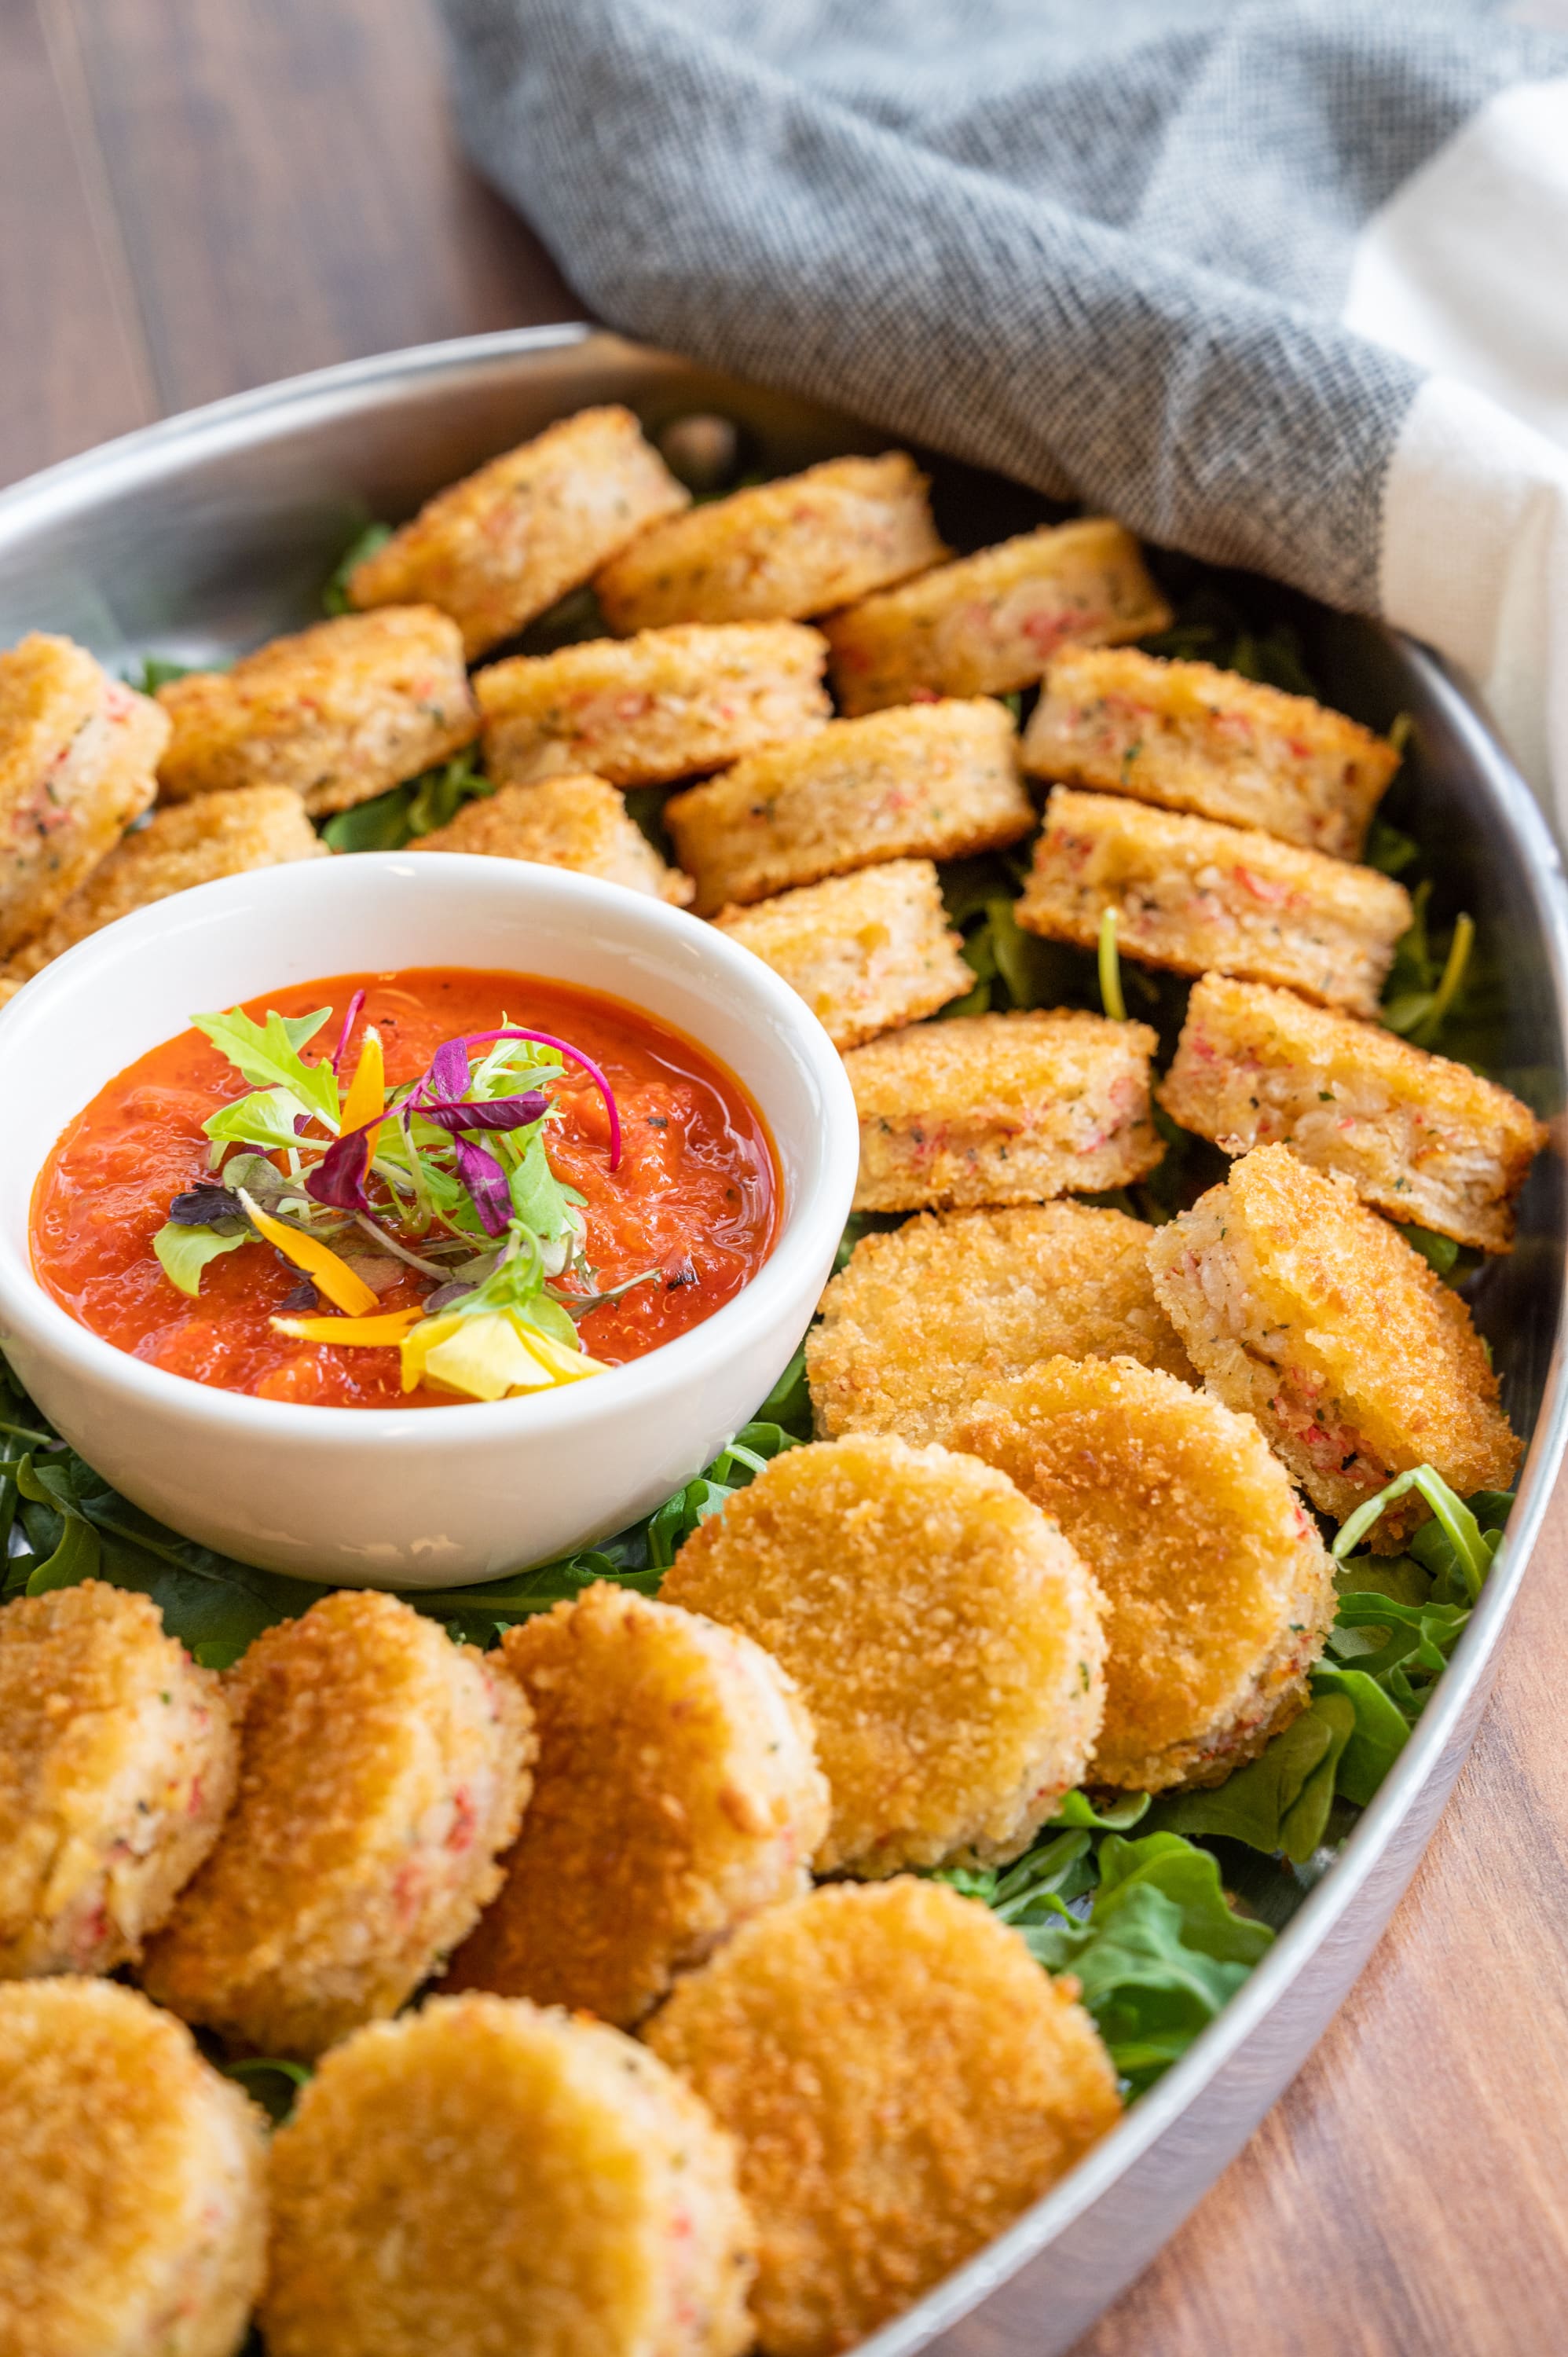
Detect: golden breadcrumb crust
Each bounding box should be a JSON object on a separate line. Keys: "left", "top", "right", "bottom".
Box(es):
{"left": 954, "top": 1355, "right": 1337, "bottom": 1790}
{"left": 595, "top": 452, "right": 947, "bottom": 633}
{"left": 644, "top": 1880, "right": 1122, "bottom": 2357}
{"left": 412, "top": 772, "right": 693, "bottom": 904}
{"left": 663, "top": 1434, "right": 1106, "bottom": 1875}
{"left": 140, "top": 1590, "right": 534, "bottom": 2059}
{"left": 1160, "top": 973, "right": 1546, "bottom": 1251}
{"left": 844, "top": 1006, "right": 1163, "bottom": 1211}
{"left": 713, "top": 859, "right": 971, "bottom": 1049}
{"left": 0, "top": 632, "right": 165, "bottom": 957}
{"left": 1023, "top": 646, "right": 1400, "bottom": 856}
{"left": 155, "top": 606, "right": 478, "bottom": 812}
{"left": 263, "top": 1993, "right": 756, "bottom": 2357}
{"left": 1146, "top": 1143, "right": 1520, "bottom": 1541}
{"left": 824, "top": 519, "right": 1171, "bottom": 713}
{"left": 808, "top": 1201, "right": 1195, "bottom": 1446}
{"left": 444, "top": 1584, "right": 828, "bottom": 2028}
{"left": 0, "top": 1977, "right": 267, "bottom": 2357}
{"left": 1018, "top": 786, "right": 1412, "bottom": 1015}
{"left": 348, "top": 405, "right": 691, "bottom": 658}
{"left": 0, "top": 974, "right": 20, "bottom": 1010}
{"left": 476, "top": 621, "right": 830, "bottom": 786}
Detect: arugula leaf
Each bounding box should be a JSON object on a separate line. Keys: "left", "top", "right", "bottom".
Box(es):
{"left": 754, "top": 1346, "right": 811, "bottom": 1442}
{"left": 1365, "top": 817, "right": 1420, "bottom": 877}
{"left": 152, "top": 1221, "right": 251, "bottom": 1299}
{"left": 320, "top": 748, "right": 490, "bottom": 852}
{"left": 1309, "top": 1666, "right": 1411, "bottom": 1807}
{"left": 221, "top": 2057, "right": 311, "bottom": 2124}
{"left": 1051, "top": 1790, "right": 1152, "bottom": 1832}
{"left": 322, "top": 521, "right": 392, "bottom": 615}
{"left": 203, "top": 1087, "right": 318, "bottom": 1153}
{"left": 193, "top": 1007, "right": 339, "bottom": 1128}
{"left": 123, "top": 654, "right": 208, "bottom": 695}
{"left": 1394, "top": 1221, "right": 1460, "bottom": 1277}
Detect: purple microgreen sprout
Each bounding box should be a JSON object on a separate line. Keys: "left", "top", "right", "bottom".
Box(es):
{"left": 416, "top": 1091, "right": 551, "bottom": 1135}
{"left": 414, "top": 1028, "right": 623, "bottom": 1171}
{"left": 304, "top": 1121, "right": 376, "bottom": 1213}
{"left": 452, "top": 1136, "right": 515, "bottom": 1237}
{"left": 166, "top": 1183, "right": 247, "bottom": 1231}
{"left": 331, "top": 988, "right": 367, "bottom": 1077}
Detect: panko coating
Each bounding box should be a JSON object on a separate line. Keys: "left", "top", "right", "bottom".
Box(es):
{"left": 644, "top": 1879, "right": 1122, "bottom": 2357}
{"left": 824, "top": 519, "right": 1171, "bottom": 714}
{"left": 808, "top": 1201, "right": 1195, "bottom": 1447}
{"left": 0, "top": 974, "right": 20, "bottom": 1010}
{"left": 444, "top": 1583, "right": 828, "bottom": 2026}
{"left": 595, "top": 453, "right": 946, "bottom": 633}
{"left": 0, "top": 786, "right": 327, "bottom": 987}
{"left": 140, "top": 1589, "right": 533, "bottom": 2058}
{"left": 0, "top": 632, "right": 165, "bottom": 958}
{"left": 662, "top": 1434, "right": 1106, "bottom": 1875}
{"left": 713, "top": 860, "right": 971, "bottom": 1049}
{"left": 412, "top": 772, "right": 693, "bottom": 903}
{"left": 476, "top": 621, "right": 830, "bottom": 787}
{"left": 843, "top": 1007, "right": 1163, "bottom": 1211}
{"left": 155, "top": 606, "right": 478, "bottom": 813}
{"left": 1160, "top": 973, "right": 1547, "bottom": 1252}
{"left": 0, "top": 1582, "right": 237, "bottom": 1979}
{"left": 1018, "top": 787, "right": 1412, "bottom": 1016}
{"left": 262, "top": 1993, "right": 755, "bottom": 2357}
{"left": 1022, "top": 645, "right": 1400, "bottom": 858}
{"left": 954, "top": 1356, "right": 1338, "bottom": 1791}
{"left": 0, "top": 1977, "right": 266, "bottom": 2357}
{"left": 348, "top": 405, "right": 691, "bottom": 658}
{"left": 1146, "top": 1143, "right": 1520, "bottom": 1544}
{"left": 665, "top": 697, "right": 1031, "bottom": 915}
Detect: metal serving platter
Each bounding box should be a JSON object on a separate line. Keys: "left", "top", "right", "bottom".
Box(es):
{"left": 1, "top": 326, "right": 1564, "bottom": 2354}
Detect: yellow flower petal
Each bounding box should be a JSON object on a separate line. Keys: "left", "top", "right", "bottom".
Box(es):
{"left": 341, "top": 1026, "right": 386, "bottom": 1157}
{"left": 236, "top": 1189, "right": 379, "bottom": 1316}
{"left": 269, "top": 1309, "right": 425, "bottom": 1347}
{"left": 422, "top": 1310, "right": 550, "bottom": 1403}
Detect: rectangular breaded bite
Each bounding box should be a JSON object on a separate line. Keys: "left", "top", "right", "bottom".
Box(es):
{"left": 1018, "top": 788, "right": 1411, "bottom": 1017}
{"left": 823, "top": 520, "right": 1172, "bottom": 714}
{"left": 1, "top": 633, "right": 167, "bottom": 958}
{"left": 665, "top": 698, "right": 1031, "bottom": 917}
{"left": 1022, "top": 646, "right": 1400, "bottom": 856}
{"left": 844, "top": 1008, "right": 1163, "bottom": 1211}
{"left": 475, "top": 621, "right": 830, "bottom": 789}
{"left": 594, "top": 453, "right": 947, "bottom": 633}
{"left": 411, "top": 772, "right": 692, "bottom": 904}
{"left": 347, "top": 405, "right": 691, "bottom": 658}
{"left": 1146, "top": 1142, "right": 1519, "bottom": 1543}
{"left": 713, "top": 860, "right": 971, "bottom": 1050}
{"left": 808, "top": 1200, "right": 1195, "bottom": 1446}
{"left": 1160, "top": 975, "right": 1547, "bottom": 1252}
{"left": 156, "top": 607, "right": 479, "bottom": 816}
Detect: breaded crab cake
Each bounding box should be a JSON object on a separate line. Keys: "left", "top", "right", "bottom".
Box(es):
{"left": 661, "top": 1434, "right": 1106, "bottom": 1875}
{"left": 0, "top": 1977, "right": 266, "bottom": 2357}
{"left": 713, "top": 859, "right": 972, "bottom": 1050}
{"left": 140, "top": 1590, "right": 533, "bottom": 2058}
{"left": 444, "top": 1583, "right": 828, "bottom": 2027}
{"left": 1146, "top": 1143, "right": 1521, "bottom": 1544}
{"left": 644, "top": 1879, "right": 1122, "bottom": 2357}
{"left": 412, "top": 772, "right": 693, "bottom": 903}
{"left": 0, "top": 1581, "right": 237, "bottom": 1979}
{"left": 262, "top": 1993, "right": 755, "bottom": 2357}
{"left": 954, "top": 1356, "right": 1338, "bottom": 1791}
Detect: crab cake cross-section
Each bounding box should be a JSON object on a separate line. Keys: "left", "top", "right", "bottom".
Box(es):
{"left": 714, "top": 860, "right": 971, "bottom": 1050}
{"left": 0, "top": 1978, "right": 267, "bottom": 2357}
{"left": 347, "top": 405, "right": 691, "bottom": 659}
{"left": 595, "top": 452, "right": 946, "bottom": 633}
{"left": 844, "top": 1007, "right": 1162, "bottom": 1212}
{"left": 666, "top": 697, "right": 1031, "bottom": 916}
{"left": 1022, "top": 646, "right": 1400, "bottom": 857}
{"left": 824, "top": 519, "right": 1171, "bottom": 714}
{"left": 0, "top": 632, "right": 166, "bottom": 959}
{"left": 662, "top": 1434, "right": 1106, "bottom": 1875}
{"left": 443, "top": 1584, "right": 828, "bottom": 2028}
{"left": 412, "top": 772, "right": 693, "bottom": 903}
{"left": 644, "top": 1879, "right": 1122, "bottom": 2357}
{"left": 263, "top": 1994, "right": 755, "bottom": 2357}
{"left": 1160, "top": 973, "right": 1547, "bottom": 1252}
{"left": 808, "top": 1201, "right": 1194, "bottom": 1448}
{"left": 1019, "top": 788, "right": 1412, "bottom": 1016}
{"left": 0, "top": 1582, "right": 237, "bottom": 1980}
{"left": 954, "top": 1356, "right": 1337, "bottom": 1791}
{"left": 1146, "top": 1143, "right": 1520, "bottom": 1545}
{"left": 139, "top": 1590, "right": 533, "bottom": 2059}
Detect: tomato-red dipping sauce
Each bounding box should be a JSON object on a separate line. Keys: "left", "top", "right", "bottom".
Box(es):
{"left": 31, "top": 967, "right": 779, "bottom": 1407}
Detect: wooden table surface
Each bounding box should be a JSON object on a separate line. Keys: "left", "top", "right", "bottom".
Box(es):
{"left": 7, "top": 2, "right": 1567, "bottom": 2346}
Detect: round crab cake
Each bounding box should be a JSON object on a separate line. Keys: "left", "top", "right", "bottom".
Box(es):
{"left": 262, "top": 1992, "right": 756, "bottom": 2357}
{"left": 0, "top": 1976, "right": 266, "bottom": 2357}
{"left": 0, "top": 1581, "right": 237, "bottom": 1979}
{"left": 954, "top": 1355, "right": 1339, "bottom": 1791}
{"left": 644, "top": 1879, "right": 1122, "bottom": 2357}
{"left": 140, "top": 1590, "right": 533, "bottom": 2058}
{"left": 661, "top": 1435, "right": 1106, "bottom": 1875}
{"left": 444, "top": 1584, "right": 829, "bottom": 2026}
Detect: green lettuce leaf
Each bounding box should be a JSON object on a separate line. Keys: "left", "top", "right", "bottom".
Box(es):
{"left": 152, "top": 1221, "right": 251, "bottom": 1299}
{"left": 192, "top": 1007, "right": 339, "bottom": 1128}
{"left": 322, "top": 521, "right": 392, "bottom": 615}
{"left": 204, "top": 1085, "right": 321, "bottom": 1153}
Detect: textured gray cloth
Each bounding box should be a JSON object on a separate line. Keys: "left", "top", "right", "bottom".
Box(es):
{"left": 438, "top": 0, "right": 1567, "bottom": 623}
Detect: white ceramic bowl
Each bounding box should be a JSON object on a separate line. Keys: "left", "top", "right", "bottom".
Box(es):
{"left": 0, "top": 852, "right": 858, "bottom": 1587}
